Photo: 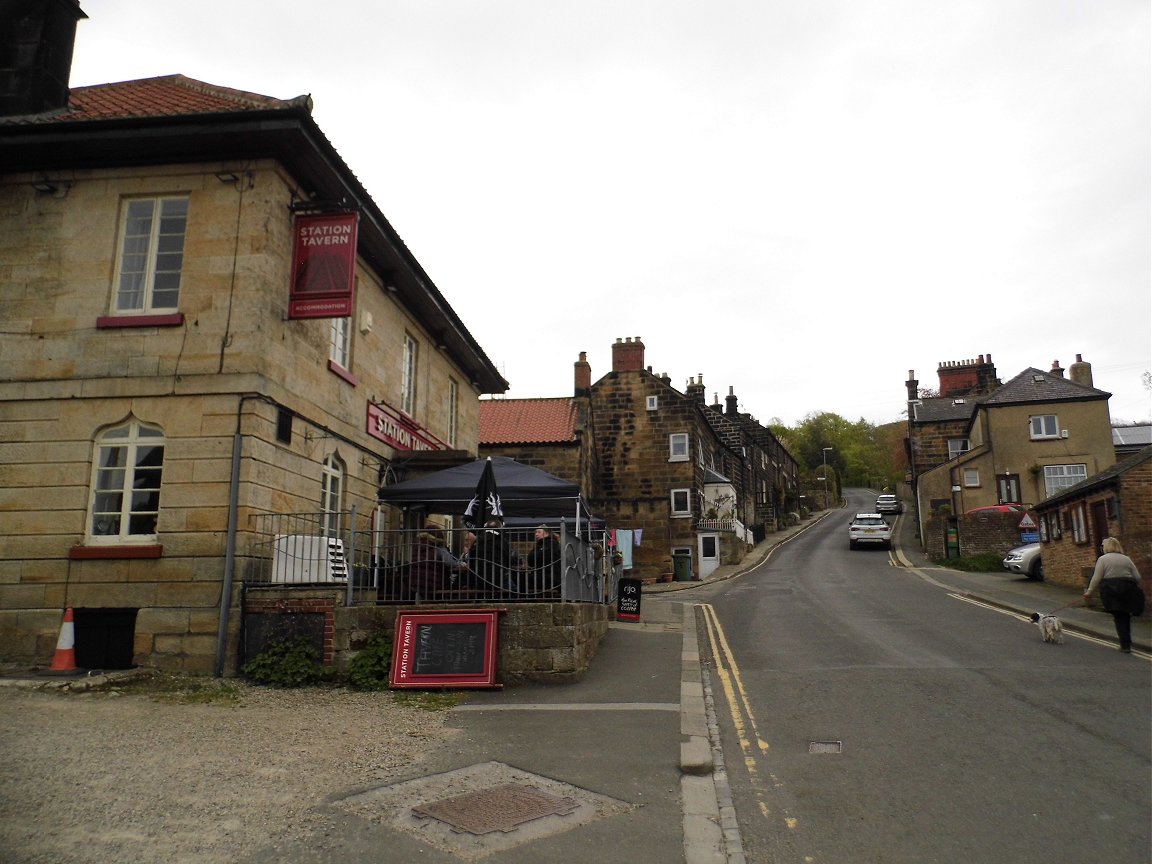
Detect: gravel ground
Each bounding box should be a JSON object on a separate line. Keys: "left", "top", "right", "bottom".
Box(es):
{"left": 0, "top": 674, "right": 459, "bottom": 864}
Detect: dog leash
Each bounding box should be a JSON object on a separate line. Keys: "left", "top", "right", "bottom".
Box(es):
{"left": 1044, "top": 599, "right": 1084, "bottom": 615}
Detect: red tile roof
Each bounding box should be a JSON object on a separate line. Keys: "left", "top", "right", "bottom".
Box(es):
{"left": 480, "top": 398, "right": 578, "bottom": 445}
{"left": 4, "top": 75, "right": 309, "bottom": 125}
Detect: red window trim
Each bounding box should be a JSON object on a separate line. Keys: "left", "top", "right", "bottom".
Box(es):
{"left": 70, "top": 545, "right": 163, "bottom": 560}
{"left": 97, "top": 313, "right": 184, "bottom": 329}
{"left": 328, "top": 360, "right": 358, "bottom": 386}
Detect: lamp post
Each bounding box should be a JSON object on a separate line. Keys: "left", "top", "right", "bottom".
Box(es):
{"left": 822, "top": 447, "right": 833, "bottom": 509}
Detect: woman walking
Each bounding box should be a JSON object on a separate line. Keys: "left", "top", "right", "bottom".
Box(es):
{"left": 1083, "top": 537, "right": 1145, "bottom": 653}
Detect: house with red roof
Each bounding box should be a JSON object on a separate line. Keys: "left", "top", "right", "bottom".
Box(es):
{"left": 0, "top": 0, "right": 505, "bottom": 674}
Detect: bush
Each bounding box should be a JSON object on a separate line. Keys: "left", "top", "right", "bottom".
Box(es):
{"left": 344, "top": 629, "right": 394, "bottom": 692}
{"left": 242, "top": 637, "right": 329, "bottom": 687}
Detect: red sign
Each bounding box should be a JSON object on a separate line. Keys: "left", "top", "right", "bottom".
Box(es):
{"left": 366, "top": 401, "right": 444, "bottom": 452}
{"left": 289, "top": 212, "right": 358, "bottom": 319}
{"left": 389, "top": 610, "right": 503, "bottom": 689}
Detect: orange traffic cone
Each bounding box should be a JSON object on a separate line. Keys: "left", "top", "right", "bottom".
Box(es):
{"left": 49, "top": 607, "right": 78, "bottom": 671}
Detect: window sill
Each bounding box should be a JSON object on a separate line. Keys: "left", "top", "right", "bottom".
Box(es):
{"left": 328, "top": 360, "right": 358, "bottom": 385}
{"left": 97, "top": 313, "right": 184, "bottom": 329}
{"left": 70, "top": 545, "right": 163, "bottom": 560}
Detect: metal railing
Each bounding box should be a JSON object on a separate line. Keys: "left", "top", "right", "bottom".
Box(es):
{"left": 247, "top": 509, "right": 609, "bottom": 606}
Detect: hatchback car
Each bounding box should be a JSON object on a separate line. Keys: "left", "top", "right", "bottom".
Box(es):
{"left": 849, "top": 514, "right": 893, "bottom": 550}
{"left": 1002, "top": 543, "right": 1043, "bottom": 580}
{"left": 875, "top": 494, "right": 902, "bottom": 515}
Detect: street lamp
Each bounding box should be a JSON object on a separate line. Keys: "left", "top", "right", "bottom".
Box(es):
{"left": 822, "top": 447, "right": 833, "bottom": 509}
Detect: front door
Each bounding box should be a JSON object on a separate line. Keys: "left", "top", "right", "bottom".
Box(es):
{"left": 1090, "top": 500, "right": 1110, "bottom": 555}
{"left": 997, "top": 474, "right": 1020, "bottom": 504}
{"left": 698, "top": 533, "right": 720, "bottom": 580}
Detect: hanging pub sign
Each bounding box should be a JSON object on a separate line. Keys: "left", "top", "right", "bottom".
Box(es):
{"left": 288, "top": 211, "right": 358, "bottom": 319}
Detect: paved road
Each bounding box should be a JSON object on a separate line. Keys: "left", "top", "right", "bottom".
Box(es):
{"left": 693, "top": 489, "right": 1151, "bottom": 863}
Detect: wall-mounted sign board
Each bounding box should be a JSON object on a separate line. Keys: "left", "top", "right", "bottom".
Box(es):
{"left": 389, "top": 609, "right": 503, "bottom": 689}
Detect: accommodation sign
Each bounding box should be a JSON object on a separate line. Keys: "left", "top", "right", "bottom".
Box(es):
{"left": 288, "top": 212, "right": 358, "bottom": 319}
{"left": 366, "top": 402, "right": 443, "bottom": 452}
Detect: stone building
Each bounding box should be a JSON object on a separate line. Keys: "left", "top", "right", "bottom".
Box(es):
{"left": 0, "top": 1, "right": 505, "bottom": 673}
{"left": 480, "top": 338, "right": 801, "bottom": 582}
{"left": 906, "top": 354, "right": 1114, "bottom": 527}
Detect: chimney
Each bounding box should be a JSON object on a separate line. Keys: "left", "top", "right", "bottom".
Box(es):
{"left": 574, "top": 351, "right": 591, "bottom": 396}
{"left": 725, "top": 386, "right": 739, "bottom": 417}
{"left": 711, "top": 392, "right": 723, "bottom": 413}
{"left": 685, "top": 374, "right": 706, "bottom": 404}
{"left": 1050, "top": 359, "right": 1064, "bottom": 378}
{"left": 937, "top": 353, "right": 998, "bottom": 397}
{"left": 611, "top": 336, "right": 645, "bottom": 372}
{"left": 1068, "top": 353, "right": 1093, "bottom": 388}
{"left": 0, "top": 0, "right": 87, "bottom": 117}
{"left": 906, "top": 370, "right": 919, "bottom": 401}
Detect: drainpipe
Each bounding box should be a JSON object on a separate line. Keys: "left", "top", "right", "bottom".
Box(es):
{"left": 214, "top": 395, "right": 253, "bottom": 677}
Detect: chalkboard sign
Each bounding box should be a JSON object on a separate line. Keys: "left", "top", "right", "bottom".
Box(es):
{"left": 389, "top": 610, "right": 503, "bottom": 689}
{"left": 617, "top": 578, "right": 642, "bottom": 622}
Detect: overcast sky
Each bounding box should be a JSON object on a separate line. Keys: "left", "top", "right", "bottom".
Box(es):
{"left": 69, "top": 1, "right": 1150, "bottom": 426}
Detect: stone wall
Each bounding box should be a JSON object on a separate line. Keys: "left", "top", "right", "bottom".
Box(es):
{"left": 324, "top": 600, "right": 611, "bottom": 685}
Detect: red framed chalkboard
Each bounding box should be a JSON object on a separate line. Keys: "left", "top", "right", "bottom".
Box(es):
{"left": 389, "top": 609, "right": 503, "bottom": 689}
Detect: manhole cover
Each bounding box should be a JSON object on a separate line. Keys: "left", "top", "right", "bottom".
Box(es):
{"left": 413, "top": 783, "right": 578, "bottom": 834}
{"left": 808, "top": 740, "right": 843, "bottom": 754}
{"left": 335, "top": 761, "right": 634, "bottom": 859}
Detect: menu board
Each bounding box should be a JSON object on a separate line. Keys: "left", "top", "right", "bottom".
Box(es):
{"left": 389, "top": 610, "right": 503, "bottom": 689}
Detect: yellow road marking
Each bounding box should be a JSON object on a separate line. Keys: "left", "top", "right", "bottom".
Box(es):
{"left": 698, "top": 603, "right": 798, "bottom": 832}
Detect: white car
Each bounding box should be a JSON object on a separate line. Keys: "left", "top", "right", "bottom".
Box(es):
{"left": 1002, "top": 543, "right": 1043, "bottom": 580}
{"left": 849, "top": 513, "right": 893, "bottom": 550}
{"left": 875, "top": 494, "right": 902, "bottom": 515}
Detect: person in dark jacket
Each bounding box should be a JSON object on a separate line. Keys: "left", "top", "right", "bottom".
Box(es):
{"left": 526, "top": 525, "right": 563, "bottom": 592}
{"left": 1084, "top": 537, "right": 1145, "bottom": 653}
{"left": 407, "top": 523, "right": 457, "bottom": 602}
{"left": 469, "top": 520, "right": 523, "bottom": 593}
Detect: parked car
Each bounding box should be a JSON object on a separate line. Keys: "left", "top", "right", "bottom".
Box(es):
{"left": 875, "top": 494, "right": 902, "bottom": 515}
{"left": 1002, "top": 543, "right": 1043, "bottom": 580}
{"left": 849, "top": 513, "right": 893, "bottom": 550}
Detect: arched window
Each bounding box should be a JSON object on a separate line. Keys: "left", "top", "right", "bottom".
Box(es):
{"left": 89, "top": 420, "right": 165, "bottom": 541}
{"left": 321, "top": 453, "right": 345, "bottom": 536}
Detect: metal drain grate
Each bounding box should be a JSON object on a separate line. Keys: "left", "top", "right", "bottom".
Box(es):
{"left": 808, "top": 740, "right": 843, "bottom": 754}
{"left": 412, "top": 783, "right": 579, "bottom": 835}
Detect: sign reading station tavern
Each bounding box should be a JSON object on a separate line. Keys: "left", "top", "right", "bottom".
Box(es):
{"left": 288, "top": 212, "right": 358, "bottom": 319}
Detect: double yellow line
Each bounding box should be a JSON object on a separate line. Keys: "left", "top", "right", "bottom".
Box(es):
{"left": 697, "top": 603, "right": 798, "bottom": 830}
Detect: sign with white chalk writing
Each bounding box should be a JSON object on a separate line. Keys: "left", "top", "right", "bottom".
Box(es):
{"left": 617, "top": 578, "right": 642, "bottom": 622}
{"left": 389, "top": 610, "right": 503, "bottom": 689}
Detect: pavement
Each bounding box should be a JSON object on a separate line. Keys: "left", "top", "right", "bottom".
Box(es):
{"left": 5, "top": 506, "right": 1147, "bottom": 863}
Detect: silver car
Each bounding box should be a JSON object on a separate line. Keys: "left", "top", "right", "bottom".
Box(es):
{"left": 1002, "top": 543, "right": 1043, "bottom": 580}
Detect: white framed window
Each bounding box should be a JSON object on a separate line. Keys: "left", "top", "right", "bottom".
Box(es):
{"left": 669, "top": 433, "right": 689, "bottom": 462}
{"left": 1039, "top": 516, "right": 1049, "bottom": 542}
{"left": 401, "top": 334, "right": 418, "bottom": 415}
{"left": 1029, "top": 415, "right": 1059, "bottom": 440}
{"left": 646, "top": 395, "right": 658, "bottom": 411}
{"left": 88, "top": 420, "right": 165, "bottom": 542}
{"left": 963, "top": 468, "right": 980, "bottom": 487}
{"left": 447, "top": 378, "right": 459, "bottom": 448}
{"left": 948, "top": 439, "right": 970, "bottom": 459}
{"left": 330, "top": 314, "right": 350, "bottom": 369}
{"left": 321, "top": 453, "right": 345, "bottom": 536}
{"left": 1043, "top": 464, "right": 1087, "bottom": 497}
{"left": 113, "top": 197, "right": 188, "bottom": 313}
{"left": 671, "top": 488, "right": 692, "bottom": 516}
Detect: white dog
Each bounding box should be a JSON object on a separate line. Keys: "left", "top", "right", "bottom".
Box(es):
{"left": 1029, "top": 612, "right": 1063, "bottom": 644}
